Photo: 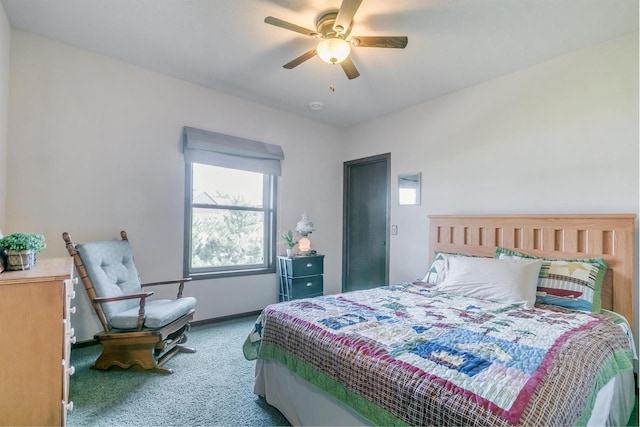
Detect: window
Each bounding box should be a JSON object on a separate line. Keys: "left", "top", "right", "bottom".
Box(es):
{"left": 182, "top": 127, "right": 283, "bottom": 279}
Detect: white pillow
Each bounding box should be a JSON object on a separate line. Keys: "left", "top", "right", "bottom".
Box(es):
{"left": 436, "top": 255, "right": 543, "bottom": 308}
{"left": 421, "top": 252, "right": 472, "bottom": 285}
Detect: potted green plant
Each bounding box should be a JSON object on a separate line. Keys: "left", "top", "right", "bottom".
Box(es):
{"left": 280, "top": 230, "right": 298, "bottom": 257}
{"left": 0, "top": 233, "right": 46, "bottom": 271}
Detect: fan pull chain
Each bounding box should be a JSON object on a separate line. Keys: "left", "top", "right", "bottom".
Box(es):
{"left": 329, "top": 63, "right": 336, "bottom": 92}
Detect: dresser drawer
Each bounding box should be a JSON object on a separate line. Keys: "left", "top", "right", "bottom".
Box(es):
{"left": 289, "top": 275, "right": 323, "bottom": 299}
{"left": 278, "top": 254, "right": 324, "bottom": 302}
{"left": 285, "top": 256, "right": 324, "bottom": 277}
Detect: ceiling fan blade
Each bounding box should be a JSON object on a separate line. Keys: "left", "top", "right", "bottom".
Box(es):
{"left": 265, "top": 16, "right": 319, "bottom": 37}
{"left": 334, "top": 0, "right": 362, "bottom": 34}
{"left": 340, "top": 57, "right": 360, "bottom": 80}
{"left": 283, "top": 48, "right": 318, "bottom": 69}
{"left": 351, "top": 36, "right": 408, "bottom": 49}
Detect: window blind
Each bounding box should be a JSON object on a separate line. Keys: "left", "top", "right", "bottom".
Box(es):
{"left": 182, "top": 126, "right": 284, "bottom": 176}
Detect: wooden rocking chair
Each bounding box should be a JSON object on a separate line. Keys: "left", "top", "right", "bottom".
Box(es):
{"left": 63, "top": 231, "right": 196, "bottom": 374}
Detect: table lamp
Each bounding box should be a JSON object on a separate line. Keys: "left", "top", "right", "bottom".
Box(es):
{"left": 295, "top": 212, "right": 314, "bottom": 255}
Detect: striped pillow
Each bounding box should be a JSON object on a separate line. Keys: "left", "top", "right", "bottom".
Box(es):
{"left": 494, "top": 247, "right": 607, "bottom": 313}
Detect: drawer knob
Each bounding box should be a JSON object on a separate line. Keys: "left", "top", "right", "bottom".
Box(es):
{"left": 69, "top": 306, "right": 77, "bottom": 314}
{"left": 67, "top": 328, "right": 75, "bottom": 337}
{"left": 306, "top": 282, "right": 313, "bottom": 287}
{"left": 73, "top": 277, "right": 79, "bottom": 285}
{"left": 66, "top": 365, "right": 75, "bottom": 376}
{"left": 306, "top": 263, "right": 313, "bottom": 267}
{"left": 69, "top": 336, "right": 77, "bottom": 344}
{"left": 64, "top": 401, "right": 74, "bottom": 411}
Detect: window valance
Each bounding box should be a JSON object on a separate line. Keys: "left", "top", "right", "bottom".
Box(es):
{"left": 182, "top": 126, "right": 284, "bottom": 176}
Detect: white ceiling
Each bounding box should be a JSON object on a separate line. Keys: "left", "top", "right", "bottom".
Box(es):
{"left": 2, "top": 0, "right": 638, "bottom": 128}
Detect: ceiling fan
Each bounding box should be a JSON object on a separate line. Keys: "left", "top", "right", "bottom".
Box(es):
{"left": 264, "top": 0, "right": 408, "bottom": 80}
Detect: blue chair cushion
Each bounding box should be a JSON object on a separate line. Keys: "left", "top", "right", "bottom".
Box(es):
{"left": 77, "top": 238, "right": 197, "bottom": 330}
{"left": 76, "top": 240, "right": 142, "bottom": 322}
{"left": 110, "top": 297, "right": 197, "bottom": 330}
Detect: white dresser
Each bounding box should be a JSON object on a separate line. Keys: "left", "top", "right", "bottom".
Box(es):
{"left": 0, "top": 257, "right": 75, "bottom": 426}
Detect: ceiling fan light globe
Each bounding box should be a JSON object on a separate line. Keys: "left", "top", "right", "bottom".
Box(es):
{"left": 317, "top": 38, "right": 351, "bottom": 64}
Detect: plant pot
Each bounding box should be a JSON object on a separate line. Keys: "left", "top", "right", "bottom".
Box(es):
{"left": 286, "top": 248, "right": 293, "bottom": 257}
{"left": 5, "top": 249, "right": 36, "bottom": 271}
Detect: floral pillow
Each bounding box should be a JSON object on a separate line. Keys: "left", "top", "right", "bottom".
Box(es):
{"left": 494, "top": 247, "right": 607, "bottom": 313}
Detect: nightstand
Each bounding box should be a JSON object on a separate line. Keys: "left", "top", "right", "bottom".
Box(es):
{"left": 278, "top": 254, "right": 324, "bottom": 301}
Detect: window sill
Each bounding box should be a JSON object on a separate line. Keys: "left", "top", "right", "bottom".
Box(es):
{"left": 187, "top": 267, "right": 276, "bottom": 281}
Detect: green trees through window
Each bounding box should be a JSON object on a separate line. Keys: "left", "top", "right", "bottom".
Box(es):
{"left": 191, "top": 197, "right": 264, "bottom": 267}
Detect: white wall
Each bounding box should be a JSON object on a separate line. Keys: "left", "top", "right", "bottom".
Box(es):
{"left": 6, "top": 28, "right": 639, "bottom": 343}
{"left": 7, "top": 31, "right": 344, "bottom": 341}
{"left": 0, "top": 2, "right": 9, "bottom": 231}
{"left": 343, "top": 32, "right": 639, "bottom": 335}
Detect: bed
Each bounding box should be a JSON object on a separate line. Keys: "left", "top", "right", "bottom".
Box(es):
{"left": 244, "top": 214, "right": 637, "bottom": 426}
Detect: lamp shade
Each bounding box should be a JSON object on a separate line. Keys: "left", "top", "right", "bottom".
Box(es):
{"left": 295, "top": 212, "right": 314, "bottom": 236}
{"left": 317, "top": 37, "right": 351, "bottom": 64}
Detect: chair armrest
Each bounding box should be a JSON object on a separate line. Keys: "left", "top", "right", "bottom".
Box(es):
{"left": 94, "top": 291, "right": 154, "bottom": 304}
{"left": 141, "top": 277, "right": 192, "bottom": 299}
{"left": 94, "top": 291, "right": 155, "bottom": 331}
{"left": 140, "top": 277, "right": 192, "bottom": 287}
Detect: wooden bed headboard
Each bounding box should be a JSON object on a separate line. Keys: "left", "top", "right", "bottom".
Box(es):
{"left": 429, "top": 214, "right": 636, "bottom": 333}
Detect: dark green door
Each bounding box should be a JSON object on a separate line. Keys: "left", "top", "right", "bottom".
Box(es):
{"left": 343, "top": 153, "right": 390, "bottom": 292}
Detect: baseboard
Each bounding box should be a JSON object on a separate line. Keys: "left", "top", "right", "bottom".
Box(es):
{"left": 73, "top": 338, "right": 100, "bottom": 348}
{"left": 72, "top": 309, "right": 263, "bottom": 349}
{"left": 191, "top": 309, "right": 262, "bottom": 327}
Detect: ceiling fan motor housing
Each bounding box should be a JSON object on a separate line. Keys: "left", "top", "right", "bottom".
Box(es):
{"left": 316, "top": 12, "right": 342, "bottom": 38}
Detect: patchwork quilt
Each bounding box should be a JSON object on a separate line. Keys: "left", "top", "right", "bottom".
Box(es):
{"left": 243, "top": 283, "right": 633, "bottom": 426}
